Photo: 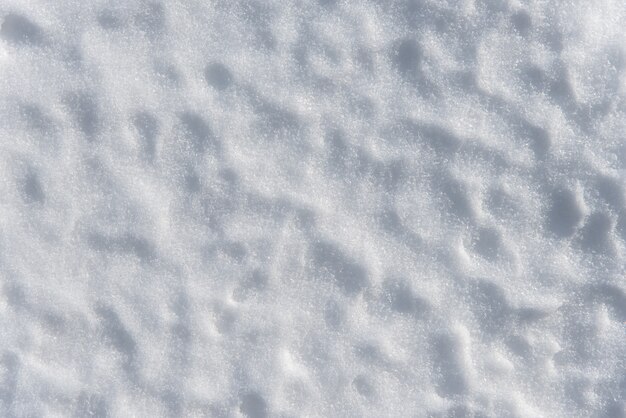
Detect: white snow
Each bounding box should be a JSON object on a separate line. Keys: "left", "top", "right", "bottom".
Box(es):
{"left": 0, "top": 1, "right": 625, "bottom": 417}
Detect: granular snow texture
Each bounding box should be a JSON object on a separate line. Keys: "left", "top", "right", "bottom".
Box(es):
{"left": 0, "top": 0, "right": 625, "bottom": 417}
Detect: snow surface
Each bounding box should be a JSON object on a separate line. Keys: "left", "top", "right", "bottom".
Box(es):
{"left": 0, "top": 0, "right": 625, "bottom": 417}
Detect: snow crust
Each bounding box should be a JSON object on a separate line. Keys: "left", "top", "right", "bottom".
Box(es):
{"left": 0, "top": 0, "right": 625, "bottom": 416}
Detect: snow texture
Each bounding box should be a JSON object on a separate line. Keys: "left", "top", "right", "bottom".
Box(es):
{"left": 0, "top": 0, "right": 625, "bottom": 417}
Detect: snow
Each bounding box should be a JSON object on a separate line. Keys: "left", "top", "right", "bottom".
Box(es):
{"left": 0, "top": 0, "right": 625, "bottom": 416}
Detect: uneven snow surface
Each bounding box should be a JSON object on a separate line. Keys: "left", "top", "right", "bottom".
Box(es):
{"left": 1, "top": 1, "right": 625, "bottom": 417}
